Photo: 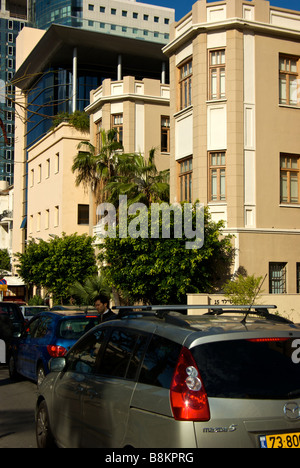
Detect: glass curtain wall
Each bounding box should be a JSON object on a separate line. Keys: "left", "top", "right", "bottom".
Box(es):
{"left": 29, "top": 0, "right": 83, "bottom": 29}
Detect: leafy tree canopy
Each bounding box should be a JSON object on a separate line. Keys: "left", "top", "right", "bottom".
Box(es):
{"left": 98, "top": 204, "right": 234, "bottom": 305}
{"left": 15, "top": 233, "right": 97, "bottom": 304}
{"left": 0, "top": 248, "right": 11, "bottom": 273}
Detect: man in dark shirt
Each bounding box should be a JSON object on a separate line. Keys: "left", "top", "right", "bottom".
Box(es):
{"left": 94, "top": 294, "right": 116, "bottom": 322}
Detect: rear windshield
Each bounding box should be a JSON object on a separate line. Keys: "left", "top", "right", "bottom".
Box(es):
{"left": 24, "top": 307, "right": 48, "bottom": 317}
{"left": 57, "top": 316, "right": 99, "bottom": 340}
{"left": 192, "top": 338, "right": 300, "bottom": 400}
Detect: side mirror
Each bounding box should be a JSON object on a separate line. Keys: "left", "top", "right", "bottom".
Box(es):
{"left": 49, "top": 357, "right": 66, "bottom": 373}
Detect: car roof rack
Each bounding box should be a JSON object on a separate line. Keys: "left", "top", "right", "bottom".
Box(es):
{"left": 112, "top": 304, "right": 292, "bottom": 324}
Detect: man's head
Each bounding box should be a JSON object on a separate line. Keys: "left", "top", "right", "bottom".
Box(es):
{"left": 94, "top": 294, "right": 109, "bottom": 315}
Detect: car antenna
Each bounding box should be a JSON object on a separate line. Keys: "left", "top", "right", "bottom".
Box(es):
{"left": 241, "top": 273, "right": 267, "bottom": 324}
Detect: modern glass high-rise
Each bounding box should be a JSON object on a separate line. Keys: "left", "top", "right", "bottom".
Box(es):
{"left": 0, "top": 1, "right": 27, "bottom": 186}
{"left": 1, "top": 0, "right": 174, "bottom": 184}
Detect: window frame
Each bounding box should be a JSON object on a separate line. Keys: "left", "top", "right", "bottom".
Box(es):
{"left": 111, "top": 114, "right": 123, "bottom": 145}
{"left": 279, "top": 54, "right": 300, "bottom": 107}
{"left": 178, "top": 156, "right": 193, "bottom": 202}
{"left": 208, "top": 151, "right": 226, "bottom": 202}
{"left": 280, "top": 153, "right": 300, "bottom": 204}
{"left": 161, "top": 116, "right": 170, "bottom": 153}
{"left": 208, "top": 48, "right": 226, "bottom": 101}
{"left": 269, "top": 262, "right": 287, "bottom": 294}
{"left": 178, "top": 58, "right": 192, "bottom": 111}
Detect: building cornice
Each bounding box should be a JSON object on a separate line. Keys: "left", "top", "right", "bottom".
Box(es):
{"left": 85, "top": 93, "right": 170, "bottom": 114}
{"left": 163, "top": 17, "right": 300, "bottom": 56}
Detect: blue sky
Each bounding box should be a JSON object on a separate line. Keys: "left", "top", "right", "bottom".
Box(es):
{"left": 138, "top": 0, "right": 300, "bottom": 21}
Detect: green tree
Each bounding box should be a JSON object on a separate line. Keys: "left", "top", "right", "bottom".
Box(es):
{"left": 98, "top": 205, "right": 234, "bottom": 305}
{"left": 0, "top": 248, "right": 11, "bottom": 273}
{"left": 223, "top": 274, "right": 264, "bottom": 305}
{"left": 15, "top": 233, "right": 97, "bottom": 304}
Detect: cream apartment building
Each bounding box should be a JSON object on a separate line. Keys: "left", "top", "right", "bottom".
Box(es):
{"left": 164, "top": 0, "right": 300, "bottom": 296}
{"left": 85, "top": 75, "right": 170, "bottom": 233}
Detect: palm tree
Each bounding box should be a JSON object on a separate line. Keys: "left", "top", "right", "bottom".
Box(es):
{"left": 106, "top": 148, "right": 170, "bottom": 208}
{"left": 72, "top": 128, "right": 125, "bottom": 203}
{"left": 69, "top": 274, "right": 111, "bottom": 306}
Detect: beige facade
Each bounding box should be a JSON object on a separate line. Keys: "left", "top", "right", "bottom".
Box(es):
{"left": 26, "top": 123, "right": 90, "bottom": 241}
{"left": 85, "top": 75, "right": 170, "bottom": 235}
{"left": 164, "top": 0, "right": 300, "bottom": 297}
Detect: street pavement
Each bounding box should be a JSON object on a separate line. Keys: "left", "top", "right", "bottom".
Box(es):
{"left": 0, "top": 365, "right": 37, "bottom": 448}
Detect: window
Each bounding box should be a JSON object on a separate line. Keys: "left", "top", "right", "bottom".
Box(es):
{"left": 30, "top": 169, "right": 34, "bottom": 187}
{"left": 139, "top": 335, "right": 181, "bottom": 389}
{"left": 144, "top": 14, "right": 149, "bottom": 21}
{"left": 45, "top": 209, "right": 49, "bottom": 230}
{"left": 179, "top": 157, "right": 193, "bottom": 202}
{"left": 279, "top": 55, "right": 299, "bottom": 106}
{"left": 78, "top": 204, "right": 89, "bottom": 225}
{"left": 55, "top": 153, "right": 59, "bottom": 173}
{"left": 133, "top": 12, "right": 138, "bottom": 19}
{"left": 95, "top": 119, "right": 102, "bottom": 153}
{"left": 209, "top": 49, "right": 226, "bottom": 100}
{"left": 100, "top": 6, "right": 105, "bottom": 13}
{"left": 122, "top": 10, "right": 127, "bottom": 17}
{"left": 38, "top": 164, "right": 42, "bottom": 183}
{"left": 99, "top": 329, "right": 148, "bottom": 380}
{"left": 209, "top": 152, "right": 226, "bottom": 201}
{"left": 161, "top": 116, "right": 170, "bottom": 153}
{"left": 297, "top": 263, "right": 300, "bottom": 294}
{"left": 111, "top": 8, "right": 116, "bottom": 15}
{"left": 154, "top": 16, "right": 159, "bottom": 23}
{"left": 178, "top": 59, "right": 192, "bottom": 110}
{"left": 54, "top": 205, "right": 59, "bottom": 227}
{"left": 280, "top": 153, "right": 300, "bottom": 204}
{"left": 46, "top": 158, "right": 50, "bottom": 178}
{"left": 111, "top": 114, "right": 123, "bottom": 145}
{"left": 88, "top": 4, "right": 94, "bottom": 11}
{"left": 269, "top": 262, "right": 287, "bottom": 294}
{"left": 67, "top": 330, "right": 106, "bottom": 375}
{"left": 37, "top": 212, "right": 41, "bottom": 232}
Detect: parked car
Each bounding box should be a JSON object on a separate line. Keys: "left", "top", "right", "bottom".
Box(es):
{"left": 0, "top": 301, "right": 25, "bottom": 345}
{"left": 36, "top": 304, "right": 300, "bottom": 448}
{"left": 8, "top": 310, "right": 101, "bottom": 386}
{"left": 0, "top": 301, "right": 25, "bottom": 363}
{"left": 20, "top": 305, "right": 49, "bottom": 321}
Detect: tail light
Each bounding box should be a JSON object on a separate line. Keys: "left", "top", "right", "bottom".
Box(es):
{"left": 170, "top": 347, "right": 210, "bottom": 421}
{"left": 47, "top": 345, "right": 67, "bottom": 357}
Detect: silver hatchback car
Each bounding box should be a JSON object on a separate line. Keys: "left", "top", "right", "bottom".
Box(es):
{"left": 36, "top": 305, "right": 300, "bottom": 448}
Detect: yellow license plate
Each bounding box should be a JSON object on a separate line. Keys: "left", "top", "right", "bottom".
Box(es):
{"left": 260, "top": 433, "right": 300, "bottom": 448}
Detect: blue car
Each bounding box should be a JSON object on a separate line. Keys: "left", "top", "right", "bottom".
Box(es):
{"left": 8, "top": 310, "right": 100, "bottom": 386}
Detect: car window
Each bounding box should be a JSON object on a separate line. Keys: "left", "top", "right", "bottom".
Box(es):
{"left": 26, "top": 317, "right": 41, "bottom": 337}
{"left": 192, "top": 338, "right": 300, "bottom": 399}
{"left": 98, "top": 329, "right": 148, "bottom": 380}
{"left": 0, "top": 304, "right": 19, "bottom": 321}
{"left": 33, "top": 316, "right": 52, "bottom": 338}
{"left": 57, "top": 317, "right": 100, "bottom": 340}
{"left": 138, "top": 335, "right": 181, "bottom": 389}
{"left": 66, "top": 329, "right": 106, "bottom": 375}
{"left": 24, "top": 307, "right": 48, "bottom": 317}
